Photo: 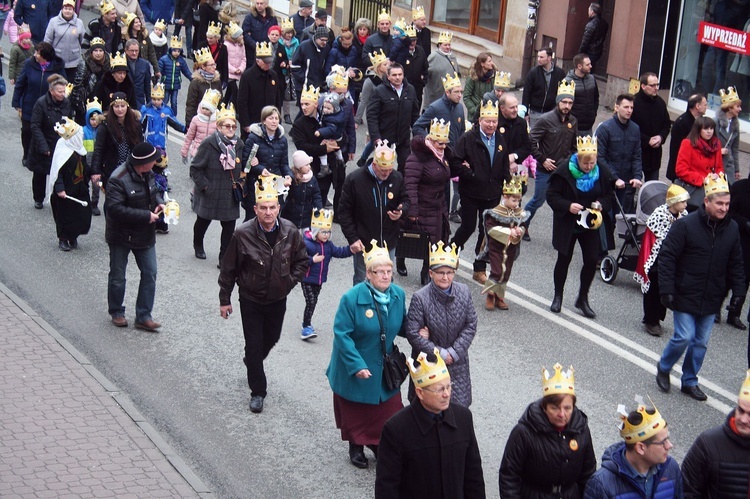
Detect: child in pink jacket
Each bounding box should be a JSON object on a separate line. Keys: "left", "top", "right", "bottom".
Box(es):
{"left": 223, "top": 23, "right": 245, "bottom": 108}
{"left": 181, "top": 90, "right": 219, "bottom": 163}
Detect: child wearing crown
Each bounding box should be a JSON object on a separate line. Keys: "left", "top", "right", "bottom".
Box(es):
{"left": 314, "top": 92, "right": 346, "bottom": 177}
{"left": 223, "top": 22, "right": 245, "bottom": 109}
{"left": 181, "top": 89, "right": 219, "bottom": 164}
{"left": 149, "top": 19, "right": 168, "bottom": 60}
{"left": 141, "top": 83, "right": 186, "bottom": 153}
{"left": 83, "top": 98, "right": 103, "bottom": 215}
{"left": 157, "top": 35, "right": 192, "bottom": 118}
{"left": 480, "top": 174, "right": 529, "bottom": 310}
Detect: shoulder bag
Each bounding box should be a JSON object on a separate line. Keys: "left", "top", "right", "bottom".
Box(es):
{"left": 369, "top": 290, "right": 408, "bottom": 390}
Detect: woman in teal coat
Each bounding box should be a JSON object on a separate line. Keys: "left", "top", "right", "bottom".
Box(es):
{"left": 327, "top": 241, "right": 406, "bottom": 471}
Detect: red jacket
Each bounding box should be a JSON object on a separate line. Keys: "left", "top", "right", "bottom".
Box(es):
{"left": 675, "top": 138, "right": 724, "bottom": 187}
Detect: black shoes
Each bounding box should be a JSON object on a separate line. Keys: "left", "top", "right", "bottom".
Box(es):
{"left": 34, "top": 201, "right": 43, "bottom": 209}
{"left": 249, "top": 395, "right": 264, "bottom": 413}
{"left": 396, "top": 258, "right": 407, "bottom": 276}
{"left": 283, "top": 114, "right": 292, "bottom": 125}
{"left": 726, "top": 314, "right": 747, "bottom": 330}
{"left": 656, "top": 366, "right": 670, "bottom": 392}
{"left": 681, "top": 384, "right": 708, "bottom": 401}
{"left": 194, "top": 245, "right": 207, "bottom": 259}
{"left": 522, "top": 229, "right": 530, "bottom": 242}
{"left": 575, "top": 296, "right": 596, "bottom": 318}
{"left": 550, "top": 294, "right": 562, "bottom": 313}
{"left": 92, "top": 205, "right": 101, "bottom": 216}
{"left": 59, "top": 239, "right": 71, "bottom": 252}
{"left": 349, "top": 443, "right": 368, "bottom": 469}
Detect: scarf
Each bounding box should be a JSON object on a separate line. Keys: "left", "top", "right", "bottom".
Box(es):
{"left": 696, "top": 136, "right": 720, "bottom": 158}
{"left": 479, "top": 69, "right": 494, "bottom": 83}
{"left": 357, "top": 34, "right": 367, "bottom": 45}
{"left": 199, "top": 69, "right": 216, "bottom": 81}
{"left": 365, "top": 280, "right": 390, "bottom": 314}
{"left": 568, "top": 154, "right": 599, "bottom": 192}
{"left": 216, "top": 131, "right": 238, "bottom": 170}
{"left": 425, "top": 138, "right": 445, "bottom": 162}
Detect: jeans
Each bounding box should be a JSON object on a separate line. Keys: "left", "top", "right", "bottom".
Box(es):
{"left": 239, "top": 296, "right": 287, "bottom": 397}
{"left": 658, "top": 311, "right": 715, "bottom": 387}
{"left": 107, "top": 244, "right": 157, "bottom": 322}
{"left": 165, "top": 89, "right": 180, "bottom": 118}
{"left": 173, "top": 22, "right": 192, "bottom": 55}
{"left": 352, "top": 247, "right": 395, "bottom": 285}
{"left": 524, "top": 169, "right": 551, "bottom": 226}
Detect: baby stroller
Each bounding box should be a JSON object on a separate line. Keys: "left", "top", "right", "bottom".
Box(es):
{"left": 599, "top": 181, "right": 669, "bottom": 283}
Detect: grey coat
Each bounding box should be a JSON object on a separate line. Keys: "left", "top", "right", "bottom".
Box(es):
{"left": 405, "top": 281, "right": 477, "bottom": 407}
{"left": 190, "top": 132, "right": 244, "bottom": 221}
{"left": 44, "top": 12, "right": 85, "bottom": 69}
{"left": 423, "top": 50, "right": 460, "bottom": 109}
{"left": 716, "top": 108, "right": 740, "bottom": 182}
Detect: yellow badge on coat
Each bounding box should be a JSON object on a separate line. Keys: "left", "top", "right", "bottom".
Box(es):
{"left": 498, "top": 145, "right": 503, "bottom": 151}
{"left": 365, "top": 309, "right": 374, "bottom": 318}
{"left": 567, "top": 123, "right": 572, "bottom": 128}
{"left": 569, "top": 439, "right": 579, "bottom": 451}
{"left": 176, "top": 62, "right": 180, "bottom": 66}
{"left": 272, "top": 80, "right": 276, "bottom": 85}
{"left": 387, "top": 192, "right": 394, "bottom": 199}
{"left": 406, "top": 60, "right": 410, "bottom": 64}
{"left": 31, "top": 3, "right": 36, "bottom": 7}
{"left": 71, "top": 28, "right": 77, "bottom": 35}
{"left": 499, "top": 127, "right": 505, "bottom": 134}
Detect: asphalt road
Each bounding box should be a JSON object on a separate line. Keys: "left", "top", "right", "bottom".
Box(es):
{"left": 1, "top": 14, "right": 748, "bottom": 497}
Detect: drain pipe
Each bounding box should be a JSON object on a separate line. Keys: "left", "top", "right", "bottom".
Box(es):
{"left": 521, "top": 0, "right": 541, "bottom": 78}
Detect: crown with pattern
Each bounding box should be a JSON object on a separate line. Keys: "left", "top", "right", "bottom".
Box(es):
{"left": 193, "top": 46, "right": 213, "bottom": 65}
{"left": 110, "top": 51, "right": 127, "bottom": 68}
{"left": 364, "top": 240, "right": 391, "bottom": 269}
{"left": 429, "top": 241, "right": 459, "bottom": 269}
{"left": 151, "top": 82, "right": 165, "bottom": 99}
{"left": 480, "top": 99, "right": 499, "bottom": 119}
{"left": 441, "top": 72, "right": 461, "bottom": 91}
{"left": 54, "top": 117, "right": 80, "bottom": 140}
{"left": 64, "top": 82, "right": 74, "bottom": 98}
{"left": 666, "top": 184, "right": 689, "bottom": 206}
{"left": 426, "top": 118, "right": 450, "bottom": 143}
{"left": 169, "top": 35, "right": 183, "bottom": 49}
{"left": 164, "top": 198, "right": 180, "bottom": 225}
{"left": 206, "top": 21, "right": 222, "bottom": 37}
{"left": 412, "top": 5, "right": 426, "bottom": 20}
{"left": 557, "top": 79, "right": 576, "bottom": 99}
{"left": 153, "top": 19, "right": 166, "bottom": 32}
{"left": 368, "top": 49, "right": 388, "bottom": 69}
{"left": 215, "top": 102, "right": 236, "bottom": 123}
{"left": 255, "top": 177, "right": 279, "bottom": 203}
{"left": 542, "top": 363, "right": 575, "bottom": 396}
{"left": 281, "top": 17, "right": 294, "bottom": 32}
{"left": 404, "top": 23, "right": 417, "bottom": 38}
{"left": 704, "top": 172, "right": 729, "bottom": 196}
{"left": 311, "top": 208, "right": 334, "bottom": 231}
{"left": 494, "top": 71, "right": 512, "bottom": 89}
{"left": 617, "top": 395, "right": 666, "bottom": 443}
{"left": 503, "top": 174, "right": 525, "bottom": 196}
{"left": 86, "top": 97, "right": 103, "bottom": 114}
{"left": 328, "top": 67, "right": 349, "bottom": 90}
{"left": 720, "top": 86, "right": 740, "bottom": 107}
{"left": 201, "top": 89, "right": 222, "bottom": 111}
{"left": 393, "top": 17, "right": 407, "bottom": 33}
{"left": 300, "top": 84, "right": 321, "bottom": 104}
{"left": 121, "top": 11, "right": 137, "bottom": 27}
{"left": 577, "top": 135, "right": 597, "bottom": 156}
{"left": 226, "top": 21, "right": 243, "bottom": 39}
{"left": 373, "top": 140, "right": 396, "bottom": 169}
{"left": 408, "top": 348, "right": 450, "bottom": 388}
{"left": 111, "top": 92, "right": 128, "bottom": 106}
{"left": 62, "top": 0, "right": 75, "bottom": 7}
{"left": 377, "top": 8, "right": 391, "bottom": 22}
{"left": 438, "top": 31, "right": 453, "bottom": 44}
{"left": 740, "top": 369, "right": 750, "bottom": 403}
{"left": 89, "top": 37, "right": 105, "bottom": 48}
{"left": 256, "top": 41, "right": 273, "bottom": 58}
{"left": 98, "top": 0, "right": 115, "bottom": 14}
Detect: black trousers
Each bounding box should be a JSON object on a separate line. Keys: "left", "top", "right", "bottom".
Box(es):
{"left": 643, "top": 263, "right": 667, "bottom": 325}
{"left": 21, "top": 119, "right": 31, "bottom": 160}
{"left": 301, "top": 283, "right": 321, "bottom": 327}
{"left": 32, "top": 171, "right": 47, "bottom": 202}
{"left": 239, "top": 296, "right": 287, "bottom": 397}
{"left": 193, "top": 217, "right": 236, "bottom": 261}
{"left": 553, "top": 229, "right": 600, "bottom": 297}
{"left": 451, "top": 195, "right": 500, "bottom": 272}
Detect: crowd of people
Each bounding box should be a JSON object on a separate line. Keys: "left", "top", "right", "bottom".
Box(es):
{"left": 7, "top": 0, "right": 750, "bottom": 495}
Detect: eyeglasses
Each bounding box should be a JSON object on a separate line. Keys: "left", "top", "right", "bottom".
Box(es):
{"left": 222, "top": 124, "right": 237, "bottom": 129}
{"left": 371, "top": 269, "right": 393, "bottom": 277}
{"left": 421, "top": 382, "right": 453, "bottom": 395}
{"left": 645, "top": 83, "right": 659, "bottom": 87}
{"left": 319, "top": 230, "right": 332, "bottom": 235}
{"left": 647, "top": 436, "right": 671, "bottom": 447}
{"left": 431, "top": 270, "right": 455, "bottom": 277}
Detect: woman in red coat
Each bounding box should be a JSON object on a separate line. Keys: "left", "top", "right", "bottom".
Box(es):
{"left": 675, "top": 117, "right": 724, "bottom": 211}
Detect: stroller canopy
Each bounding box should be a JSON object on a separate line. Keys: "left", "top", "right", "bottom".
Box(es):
{"left": 636, "top": 180, "right": 669, "bottom": 226}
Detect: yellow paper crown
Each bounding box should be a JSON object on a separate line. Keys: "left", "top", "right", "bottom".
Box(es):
{"left": 404, "top": 23, "right": 417, "bottom": 38}
{"left": 328, "top": 67, "right": 349, "bottom": 90}
{"left": 373, "top": 140, "right": 396, "bottom": 169}
{"left": 86, "top": 97, "right": 103, "bottom": 113}
{"left": 121, "top": 11, "right": 137, "bottom": 27}
{"left": 480, "top": 99, "right": 499, "bottom": 119}
{"left": 153, "top": 19, "right": 166, "bottom": 32}
{"left": 377, "top": 8, "right": 391, "bottom": 22}
{"left": 155, "top": 152, "right": 168, "bottom": 168}
{"left": 438, "top": 31, "right": 453, "bottom": 44}
{"left": 408, "top": 348, "right": 450, "bottom": 388}
{"left": 412, "top": 5, "right": 426, "bottom": 20}
{"left": 429, "top": 241, "right": 459, "bottom": 269}
{"left": 740, "top": 369, "right": 750, "bottom": 403}
{"left": 89, "top": 37, "right": 105, "bottom": 48}
{"left": 364, "top": 240, "right": 390, "bottom": 268}
{"left": 255, "top": 177, "right": 279, "bottom": 203}
{"left": 577, "top": 135, "right": 597, "bottom": 156}
{"left": 151, "top": 82, "right": 165, "bottom": 99}
{"left": 206, "top": 21, "right": 222, "bottom": 37}
{"left": 164, "top": 199, "right": 180, "bottom": 224}
{"left": 311, "top": 208, "right": 334, "bottom": 231}
{"left": 618, "top": 396, "right": 666, "bottom": 443}
{"left": 441, "top": 72, "right": 461, "bottom": 91}
{"left": 54, "top": 117, "right": 80, "bottom": 140}
{"left": 215, "top": 102, "right": 236, "bottom": 123}
{"left": 666, "top": 184, "right": 690, "bottom": 206}
{"left": 558, "top": 79, "right": 576, "bottom": 98}
{"left": 427, "top": 118, "right": 450, "bottom": 142}
{"left": 300, "top": 84, "right": 321, "bottom": 104}
{"left": 704, "top": 172, "right": 729, "bottom": 196}
{"left": 64, "top": 82, "right": 74, "bottom": 98}
{"left": 393, "top": 17, "right": 407, "bottom": 32}
{"left": 169, "top": 35, "right": 183, "bottom": 49}
{"left": 494, "top": 71, "right": 512, "bottom": 89}
{"left": 110, "top": 51, "right": 127, "bottom": 68}
{"left": 226, "top": 21, "right": 243, "bottom": 39}
{"left": 368, "top": 49, "right": 388, "bottom": 69}
{"left": 256, "top": 41, "right": 273, "bottom": 58}
{"left": 62, "top": 0, "right": 75, "bottom": 7}
{"left": 99, "top": 0, "right": 115, "bottom": 14}
{"left": 193, "top": 47, "right": 213, "bottom": 65}
{"left": 503, "top": 175, "right": 525, "bottom": 196}
{"left": 542, "top": 363, "right": 575, "bottom": 396}
{"left": 280, "top": 17, "right": 294, "bottom": 32}
{"left": 201, "top": 89, "right": 222, "bottom": 110}
{"left": 720, "top": 86, "right": 740, "bottom": 106}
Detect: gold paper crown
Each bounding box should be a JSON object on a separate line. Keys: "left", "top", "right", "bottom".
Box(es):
{"left": 740, "top": 369, "right": 750, "bottom": 403}
{"left": 110, "top": 51, "right": 127, "bottom": 68}
{"left": 328, "top": 67, "right": 349, "bottom": 90}
{"left": 704, "top": 172, "right": 729, "bottom": 196}
{"left": 169, "top": 35, "right": 183, "bottom": 49}
{"left": 256, "top": 41, "right": 273, "bottom": 58}
{"left": 429, "top": 241, "right": 459, "bottom": 269}
{"left": 64, "top": 83, "right": 74, "bottom": 98}
{"left": 226, "top": 21, "right": 242, "bottom": 38}
{"left": 62, "top": 0, "right": 75, "bottom": 7}
{"left": 99, "top": 0, "right": 115, "bottom": 15}
{"left": 542, "top": 363, "right": 575, "bottom": 396}
{"left": 155, "top": 152, "right": 168, "bottom": 168}
{"left": 441, "top": 72, "right": 461, "bottom": 91}
{"left": 618, "top": 396, "right": 666, "bottom": 443}
{"left": 280, "top": 17, "right": 294, "bottom": 31}
{"left": 300, "top": 84, "right": 321, "bottom": 104}
{"left": 577, "top": 135, "right": 597, "bottom": 156}
{"left": 494, "top": 71, "right": 512, "bottom": 89}
{"left": 377, "top": 8, "right": 391, "bottom": 22}
{"left": 121, "top": 11, "right": 137, "bottom": 27}
{"left": 503, "top": 175, "right": 525, "bottom": 196}
{"left": 194, "top": 47, "right": 213, "bottom": 65}
{"left": 427, "top": 118, "right": 450, "bottom": 142}
{"left": 393, "top": 17, "right": 407, "bottom": 32}
{"left": 215, "top": 102, "right": 236, "bottom": 123}
{"left": 480, "top": 99, "right": 499, "bottom": 119}
{"left": 438, "top": 31, "right": 453, "bottom": 44}
{"left": 86, "top": 97, "right": 102, "bottom": 113}
{"left": 666, "top": 184, "right": 690, "bottom": 206}
{"left": 373, "top": 140, "right": 396, "bottom": 169}
{"left": 311, "top": 208, "right": 334, "bottom": 231}
{"left": 578, "top": 208, "right": 603, "bottom": 230}
{"left": 720, "top": 86, "right": 740, "bottom": 106}
{"left": 206, "top": 21, "right": 222, "bottom": 37}
{"left": 164, "top": 199, "right": 180, "bottom": 225}
{"left": 54, "top": 117, "right": 80, "bottom": 140}
{"left": 201, "top": 89, "right": 222, "bottom": 110}
{"left": 408, "top": 348, "right": 450, "bottom": 388}
{"left": 89, "top": 37, "right": 105, "bottom": 47}
{"left": 557, "top": 79, "right": 575, "bottom": 98}
{"left": 255, "top": 177, "right": 279, "bottom": 203}
{"left": 368, "top": 49, "right": 388, "bottom": 69}
{"left": 364, "top": 240, "right": 391, "bottom": 268}
{"left": 412, "top": 5, "right": 426, "bottom": 20}
{"left": 404, "top": 23, "right": 417, "bottom": 38}
{"left": 151, "top": 82, "right": 165, "bottom": 99}
{"left": 153, "top": 19, "right": 166, "bottom": 32}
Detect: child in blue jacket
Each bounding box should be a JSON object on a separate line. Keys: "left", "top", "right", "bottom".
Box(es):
{"left": 141, "top": 83, "right": 186, "bottom": 152}
{"left": 83, "top": 98, "right": 102, "bottom": 215}
{"left": 158, "top": 36, "right": 193, "bottom": 117}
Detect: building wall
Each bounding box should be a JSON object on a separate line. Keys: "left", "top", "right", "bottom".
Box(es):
{"left": 537, "top": 0, "right": 590, "bottom": 66}
{"left": 503, "top": 0, "right": 531, "bottom": 61}
{"left": 601, "top": 0, "right": 647, "bottom": 107}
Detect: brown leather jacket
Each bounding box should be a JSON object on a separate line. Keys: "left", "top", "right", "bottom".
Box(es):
{"left": 218, "top": 217, "right": 308, "bottom": 305}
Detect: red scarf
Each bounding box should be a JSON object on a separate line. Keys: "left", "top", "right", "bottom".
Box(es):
{"left": 357, "top": 34, "right": 368, "bottom": 45}
{"left": 696, "top": 136, "right": 720, "bottom": 158}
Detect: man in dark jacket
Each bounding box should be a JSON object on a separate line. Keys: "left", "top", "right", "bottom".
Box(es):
{"left": 300, "top": 9, "right": 334, "bottom": 49}
{"left": 291, "top": 28, "right": 330, "bottom": 105}
{"left": 666, "top": 93, "right": 706, "bottom": 181}
{"left": 681, "top": 373, "right": 750, "bottom": 498}
{"left": 375, "top": 350, "right": 485, "bottom": 499}
{"left": 325, "top": 70, "right": 357, "bottom": 212}
{"left": 403, "top": 36, "right": 428, "bottom": 109}
{"left": 656, "top": 173, "right": 746, "bottom": 401}
{"left": 362, "top": 9, "right": 393, "bottom": 66}
{"left": 241, "top": 0, "right": 278, "bottom": 66}
{"left": 631, "top": 72, "right": 672, "bottom": 181}
{"left": 366, "top": 63, "right": 420, "bottom": 173}
{"left": 82, "top": 0, "right": 122, "bottom": 53}
{"left": 338, "top": 142, "right": 408, "bottom": 285}
{"left": 104, "top": 142, "right": 165, "bottom": 332}
{"left": 14, "top": 0, "right": 54, "bottom": 43}
{"left": 497, "top": 94, "right": 532, "bottom": 176}
{"left": 578, "top": 3, "right": 608, "bottom": 67}
{"left": 237, "top": 44, "right": 282, "bottom": 140}
{"left": 565, "top": 54, "right": 598, "bottom": 135}
{"left": 218, "top": 179, "right": 308, "bottom": 414}
{"left": 412, "top": 5, "right": 431, "bottom": 58}
{"left": 291, "top": 0, "right": 313, "bottom": 42}
{"left": 522, "top": 48, "right": 566, "bottom": 128}
{"left": 412, "top": 73, "right": 465, "bottom": 146}
{"left": 124, "top": 39, "right": 152, "bottom": 109}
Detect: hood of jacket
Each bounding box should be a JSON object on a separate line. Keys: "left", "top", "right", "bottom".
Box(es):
{"left": 249, "top": 122, "right": 286, "bottom": 140}
{"left": 519, "top": 398, "right": 590, "bottom": 436}
{"left": 53, "top": 11, "right": 80, "bottom": 25}
{"left": 192, "top": 70, "right": 222, "bottom": 83}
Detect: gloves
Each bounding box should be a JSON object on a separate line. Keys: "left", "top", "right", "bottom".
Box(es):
{"left": 660, "top": 294, "right": 674, "bottom": 309}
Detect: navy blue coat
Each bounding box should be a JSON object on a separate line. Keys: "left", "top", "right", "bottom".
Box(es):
{"left": 12, "top": 55, "right": 67, "bottom": 121}
{"left": 324, "top": 37, "right": 359, "bottom": 76}
{"left": 127, "top": 57, "right": 153, "bottom": 109}
{"left": 14, "top": 0, "right": 55, "bottom": 42}
{"left": 595, "top": 116, "right": 642, "bottom": 182}
{"left": 291, "top": 39, "right": 330, "bottom": 93}
{"left": 158, "top": 52, "right": 192, "bottom": 90}
{"left": 281, "top": 177, "right": 322, "bottom": 229}
{"left": 301, "top": 231, "right": 352, "bottom": 285}
{"left": 412, "top": 94, "right": 466, "bottom": 146}
{"left": 141, "top": 0, "right": 174, "bottom": 25}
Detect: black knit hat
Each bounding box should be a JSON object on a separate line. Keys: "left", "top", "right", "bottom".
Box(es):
{"left": 130, "top": 142, "right": 160, "bottom": 166}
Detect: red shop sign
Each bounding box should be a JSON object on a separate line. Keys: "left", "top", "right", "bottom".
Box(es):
{"left": 697, "top": 21, "right": 749, "bottom": 55}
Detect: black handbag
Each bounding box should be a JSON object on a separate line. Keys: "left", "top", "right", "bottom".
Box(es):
{"left": 395, "top": 222, "right": 429, "bottom": 260}
{"left": 229, "top": 170, "right": 244, "bottom": 203}
{"left": 370, "top": 291, "right": 408, "bottom": 390}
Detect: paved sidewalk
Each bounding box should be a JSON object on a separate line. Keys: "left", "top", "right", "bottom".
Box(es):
{"left": 0, "top": 283, "right": 209, "bottom": 498}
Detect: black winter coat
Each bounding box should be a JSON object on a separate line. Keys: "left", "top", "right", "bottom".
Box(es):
{"left": 93, "top": 71, "right": 137, "bottom": 110}
{"left": 237, "top": 64, "right": 282, "bottom": 130}
{"left": 82, "top": 17, "right": 122, "bottom": 53}
{"left": 499, "top": 399, "right": 597, "bottom": 499}
{"left": 70, "top": 55, "right": 110, "bottom": 124}
{"left": 12, "top": 55, "right": 67, "bottom": 121}
{"left": 530, "top": 107, "right": 578, "bottom": 167}
{"left": 184, "top": 71, "right": 222, "bottom": 126}
{"left": 658, "top": 204, "right": 746, "bottom": 315}
{"left": 452, "top": 126, "right": 511, "bottom": 201}
{"left": 630, "top": 90, "right": 671, "bottom": 175}
{"left": 366, "top": 81, "right": 420, "bottom": 146}
{"left": 578, "top": 16, "right": 608, "bottom": 57}
{"left": 681, "top": 411, "right": 750, "bottom": 498}
{"left": 280, "top": 176, "right": 323, "bottom": 229}
{"left": 28, "top": 93, "right": 73, "bottom": 174}
{"left": 90, "top": 118, "right": 139, "bottom": 186}
{"left": 667, "top": 111, "right": 696, "bottom": 181}
{"left": 291, "top": 39, "right": 330, "bottom": 93}
{"left": 498, "top": 113, "right": 532, "bottom": 163}
{"left": 403, "top": 44, "right": 428, "bottom": 103}
{"left": 289, "top": 112, "right": 329, "bottom": 177}
{"left": 522, "top": 64, "right": 567, "bottom": 114}
{"left": 729, "top": 178, "right": 750, "bottom": 283}
{"left": 565, "top": 70, "right": 598, "bottom": 131}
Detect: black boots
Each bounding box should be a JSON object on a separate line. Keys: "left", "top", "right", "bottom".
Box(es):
{"left": 726, "top": 296, "right": 747, "bottom": 330}
{"left": 349, "top": 442, "right": 368, "bottom": 469}
{"left": 396, "top": 258, "right": 407, "bottom": 276}
{"left": 550, "top": 293, "right": 563, "bottom": 313}
{"left": 420, "top": 261, "right": 429, "bottom": 285}
{"left": 575, "top": 295, "right": 596, "bottom": 319}
{"left": 194, "top": 245, "right": 206, "bottom": 259}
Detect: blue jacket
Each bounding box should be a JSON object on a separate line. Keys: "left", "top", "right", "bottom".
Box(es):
{"left": 291, "top": 39, "right": 330, "bottom": 92}
{"left": 301, "top": 230, "right": 352, "bottom": 285}
{"left": 595, "top": 116, "right": 643, "bottom": 182}
{"left": 280, "top": 178, "right": 322, "bottom": 229}
{"left": 388, "top": 35, "right": 410, "bottom": 66}
{"left": 127, "top": 57, "right": 153, "bottom": 109}
{"left": 412, "top": 94, "right": 466, "bottom": 146}
{"left": 317, "top": 106, "right": 346, "bottom": 140}
{"left": 83, "top": 106, "right": 101, "bottom": 153}
{"left": 140, "top": 103, "right": 186, "bottom": 150}
{"left": 14, "top": 0, "right": 55, "bottom": 43}
{"left": 324, "top": 37, "right": 359, "bottom": 76}
{"left": 584, "top": 442, "right": 682, "bottom": 499}
{"left": 326, "top": 282, "right": 406, "bottom": 404}
{"left": 158, "top": 52, "right": 192, "bottom": 90}
{"left": 241, "top": 7, "right": 277, "bottom": 47}
{"left": 141, "top": 0, "right": 174, "bottom": 25}
{"left": 12, "top": 54, "right": 66, "bottom": 120}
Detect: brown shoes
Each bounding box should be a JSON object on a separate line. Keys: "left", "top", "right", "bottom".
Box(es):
{"left": 134, "top": 319, "right": 162, "bottom": 332}
{"left": 495, "top": 296, "right": 509, "bottom": 310}
{"left": 473, "top": 271, "right": 488, "bottom": 284}
{"left": 485, "top": 292, "right": 496, "bottom": 310}
{"left": 111, "top": 316, "right": 128, "bottom": 327}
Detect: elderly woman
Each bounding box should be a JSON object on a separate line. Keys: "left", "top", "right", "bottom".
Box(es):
{"left": 402, "top": 118, "right": 453, "bottom": 284}
{"left": 90, "top": 92, "right": 143, "bottom": 189}
{"left": 675, "top": 117, "right": 724, "bottom": 212}
{"left": 463, "top": 52, "right": 496, "bottom": 119}
{"left": 423, "top": 31, "right": 459, "bottom": 109}
{"left": 28, "top": 74, "right": 73, "bottom": 209}
{"left": 44, "top": 0, "right": 85, "bottom": 82}
{"left": 546, "top": 136, "right": 615, "bottom": 319}
{"left": 326, "top": 242, "right": 406, "bottom": 470}
{"left": 715, "top": 87, "right": 741, "bottom": 184}
{"left": 185, "top": 48, "right": 222, "bottom": 125}
{"left": 405, "top": 241, "right": 476, "bottom": 406}
{"left": 499, "top": 363, "right": 596, "bottom": 498}
{"left": 190, "top": 103, "right": 243, "bottom": 265}
{"left": 70, "top": 38, "right": 110, "bottom": 123}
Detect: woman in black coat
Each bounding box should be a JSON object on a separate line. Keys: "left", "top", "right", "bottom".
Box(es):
{"left": 546, "top": 142, "right": 615, "bottom": 319}
{"left": 28, "top": 74, "right": 73, "bottom": 208}
{"left": 70, "top": 39, "right": 111, "bottom": 124}
{"left": 90, "top": 92, "right": 143, "bottom": 189}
